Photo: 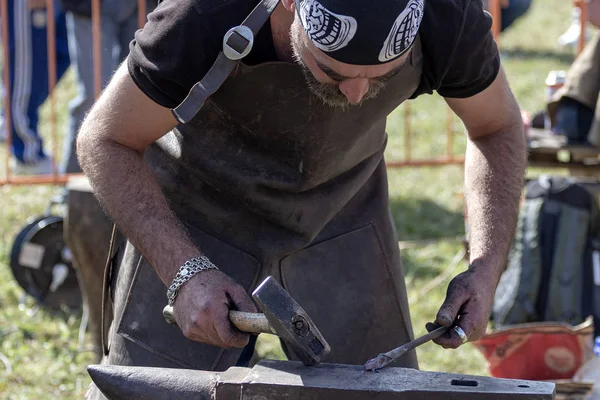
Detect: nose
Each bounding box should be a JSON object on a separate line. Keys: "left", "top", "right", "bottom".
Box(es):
{"left": 338, "top": 78, "right": 370, "bottom": 105}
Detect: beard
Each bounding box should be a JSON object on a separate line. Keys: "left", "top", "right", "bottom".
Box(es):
{"left": 289, "top": 20, "right": 386, "bottom": 109}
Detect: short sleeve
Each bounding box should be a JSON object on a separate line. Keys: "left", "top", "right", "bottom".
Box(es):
{"left": 436, "top": 1, "right": 500, "bottom": 98}
{"left": 127, "top": 0, "right": 235, "bottom": 108}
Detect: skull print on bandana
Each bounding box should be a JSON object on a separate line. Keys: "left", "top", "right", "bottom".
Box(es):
{"left": 298, "top": 0, "right": 357, "bottom": 53}
{"left": 379, "top": 0, "right": 424, "bottom": 62}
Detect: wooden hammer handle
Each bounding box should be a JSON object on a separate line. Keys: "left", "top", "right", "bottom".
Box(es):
{"left": 229, "top": 310, "right": 276, "bottom": 335}
{"left": 162, "top": 306, "right": 275, "bottom": 335}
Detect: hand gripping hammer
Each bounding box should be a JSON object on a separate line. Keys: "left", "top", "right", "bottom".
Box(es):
{"left": 163, "top": 276, "right": 330, "bottom": 366}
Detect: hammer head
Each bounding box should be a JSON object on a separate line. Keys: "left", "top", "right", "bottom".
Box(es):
{"left": 252, "top": 276, "right": 330, "bottom": 366}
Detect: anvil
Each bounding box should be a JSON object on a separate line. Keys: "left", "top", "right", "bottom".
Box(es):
{"left": 88, "top": 359, "right": 556, "bottom": 399}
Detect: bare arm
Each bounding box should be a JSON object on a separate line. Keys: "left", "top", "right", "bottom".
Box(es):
{"left": 77, "top": 63, "right": 255, "bottom": 348}
{"left": 430, "top": 68, "right": 527, "bottom": 347}
{"left": 450, "top": 67, "right": 527, "bottom": 278}
{"left": 77, "top": 63, "right": 194, "bottom": 285}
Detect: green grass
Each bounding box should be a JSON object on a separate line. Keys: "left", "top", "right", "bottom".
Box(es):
{"left": 0, "top": 1, "right": 583, "bottom": 397}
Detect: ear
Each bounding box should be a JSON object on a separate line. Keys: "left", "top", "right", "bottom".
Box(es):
{"left": 281, "top": 0, "right": 295, "bottom": 12}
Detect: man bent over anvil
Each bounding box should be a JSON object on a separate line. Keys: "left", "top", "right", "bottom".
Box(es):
{"left": 77, "top": 0, "right": 527, "bottom": 397}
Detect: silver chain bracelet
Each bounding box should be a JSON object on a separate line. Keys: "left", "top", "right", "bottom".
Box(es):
{"left": 166, "top": 256, "right": 218, "bottom": 306}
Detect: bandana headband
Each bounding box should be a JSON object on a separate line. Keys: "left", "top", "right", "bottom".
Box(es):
{"left": 298, "top": 0, "right": 425, "bottom": 65}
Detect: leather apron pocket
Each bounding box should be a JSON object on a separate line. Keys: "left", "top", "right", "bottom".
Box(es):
{"left": 116, "top": 225, "right": 261, "bottom": 370}
{"left": 280, "top": 224, "right": 415, "bottom": 366}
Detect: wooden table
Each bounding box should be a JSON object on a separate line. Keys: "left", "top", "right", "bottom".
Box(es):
{"left": 528, "top": 128, "right": 600, "bottom": 177}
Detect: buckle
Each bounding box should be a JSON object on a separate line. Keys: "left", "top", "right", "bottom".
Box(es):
{"left": 223, "top": 26, "right": 254, "bottom": 60}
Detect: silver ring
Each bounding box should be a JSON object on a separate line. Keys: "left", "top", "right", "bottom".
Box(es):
{"left": 453, "top": 325, "right": 468, "bottom": 344}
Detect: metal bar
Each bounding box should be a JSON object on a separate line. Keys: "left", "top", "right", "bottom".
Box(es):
{"left": 46, "top": 0, "right": 58, "bottom": 180}
{"left": 138, "top": 0, "right": 147, "bottom": 29}
{"left": 0, "top": 173, "right": 84, "bottom": 186}
{"left": 404, "top": 103, "right": 412, "bottom": 162}
{"left": 577, "top": 0, "right": 587, "bottom": 55}
{"left": 0, "top": 159, "right": 470, "bottom": 184}
{"left": 386, "top": 158, "right": 465, "bottom": 168}
{"left": 489, "top": 0, "right": 502, "bottom": 41}
{"left": 1, "top": 0, "right": 12, "bottom": 182}
{"left": 0, "top": 159, "right": 468, "bottom": 184}
{"left": 446, "top": 107, "right": 454, "bottom": 160}
{"left": 364, "top": 325, "right": 449, "bottom": 371}
{"left": 0, "top": 158, "right": 467, "bottom": 184}
{"left": 92, "top": 0, "right": 102, "bottom": 99}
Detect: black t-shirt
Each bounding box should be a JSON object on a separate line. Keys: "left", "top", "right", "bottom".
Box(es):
{"left": 128, "top": 0, "right": 500, "bottom": 109}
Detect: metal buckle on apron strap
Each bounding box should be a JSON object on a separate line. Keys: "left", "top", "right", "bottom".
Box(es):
{"left": 171, "top": 0, "right": 280, "bottom": 124}
{"left": 223, "top": 26, "right": 254, "bottom": 61}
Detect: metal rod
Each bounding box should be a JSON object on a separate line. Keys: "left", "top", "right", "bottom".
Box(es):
{"left": 446, "top": 107, "right": 454, "bottom": 160}
{"left": 1, "top": 0, "right": 12, "bottom": 182}
{"left": 385, "top": 158, "right": 465, "bottom": 168}
{"left": 364, "top": 325, "right": 449, "bottom": 371}
{"left": 0, "top": 159, "right": 467, "bottom": 185}
{"left": 0, "top": 159, "right": 469, "bottom": 185}
{"left": 46, "top": 0, "right": 58, "bottom": 179}
{"left": 92, "top": 0, "right": 102, "bottom": 99}
{"left": 138, "top": 0, "right": 147, "bottom": 29}
{"left": 0, "top": 173, "right": 84, "bottom": 186}
{"left": 404, "top": 103, "right": 412, "bottom": 162}
{"left": 577, "top": 0, "right": 587, "bottom": 55}
{"left": 489, "top": 0, "right": 502, "bottom": 42}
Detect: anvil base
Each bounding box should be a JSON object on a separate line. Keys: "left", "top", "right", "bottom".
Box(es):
{"left": 88, "top": 359, "right": 555, "bottom": 399}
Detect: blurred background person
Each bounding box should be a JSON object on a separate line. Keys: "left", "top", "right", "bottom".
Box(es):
{"left": 558, "top": 3, "right": 591, "bottom": 48}
{"left": 60, "top": 0, "right": 157, "bottom": 173}
{"left": 528, "top": 0, "right": 600, "bottom": 146}
{"left": 2, "top": 0, "right": 70, "bottom": 175}
{"left": 548, "top": 32, "right": 600, "bottom": 146}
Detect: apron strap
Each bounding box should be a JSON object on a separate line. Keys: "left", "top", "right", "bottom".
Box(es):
{"left": 101, "top": 224, "right": 118, "bottom": 357}
{"left": 171, "top": 0, "right": 280, "bottom": 124}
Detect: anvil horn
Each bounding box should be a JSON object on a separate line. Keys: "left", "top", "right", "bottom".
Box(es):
{"left": 87, "top": 365, "right": 220, "bottom": 400}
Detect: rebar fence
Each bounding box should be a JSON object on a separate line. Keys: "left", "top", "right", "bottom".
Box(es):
{"left": 0, "top": 0, "right": 587, "bottom": 185}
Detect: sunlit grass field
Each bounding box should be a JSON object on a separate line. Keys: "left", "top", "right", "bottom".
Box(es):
{"left": 0, "top": 1, "right": 580, "bottom": 397}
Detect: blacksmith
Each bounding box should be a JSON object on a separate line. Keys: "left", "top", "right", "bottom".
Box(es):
{"left": 77, "top": 0, "right": 526, "bottom": 397}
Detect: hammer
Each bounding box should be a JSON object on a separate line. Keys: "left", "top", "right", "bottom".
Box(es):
{"left": 163, "top": 276, "right": 330, "bottom": 366}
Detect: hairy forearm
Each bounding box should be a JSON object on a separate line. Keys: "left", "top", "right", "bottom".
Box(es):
{"left": 78, "top": 134, "right": 199, "bottom": 286}
{"left": 465, "top": 123, "right": 527, "bottom": 282}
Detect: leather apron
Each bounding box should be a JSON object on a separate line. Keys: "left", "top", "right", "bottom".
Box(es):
{"left": 97, "top": 32, "right": 424, "bottom": 385}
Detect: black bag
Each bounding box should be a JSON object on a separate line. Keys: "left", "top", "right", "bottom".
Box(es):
{"left": 60, "top": 0, "right": 94, "bottom": 17}
{"left": 493, "top": 176, "right": 600, "bottom": 335}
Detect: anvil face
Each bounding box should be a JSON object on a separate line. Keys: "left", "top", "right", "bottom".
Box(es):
{"left": 88, "top": 360, "right": 556, "bottom": 400}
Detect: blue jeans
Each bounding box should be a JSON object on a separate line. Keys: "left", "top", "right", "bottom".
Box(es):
{"left": 62, "top": 0, "right": 150, "bottom": 173}
{"left": 501, "top": 0, "right": 533, "bottom": 32}
{"left": 5, "top": 0, "right": 70, "bottom": 164}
